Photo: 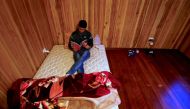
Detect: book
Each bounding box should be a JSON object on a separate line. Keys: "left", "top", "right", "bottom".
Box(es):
{"left": 71, "top": 40, "right": 87, "bottom": 51}
{"left": 71, "top": 41, "right": 81, "bottom": 51}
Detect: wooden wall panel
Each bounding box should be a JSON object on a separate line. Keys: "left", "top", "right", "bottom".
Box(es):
{"left": 50, "top": 0, "right": 190, "bottom": 49}
{"left": 172, "top": 0, "right": 190, "bottom": 58}
{"left": 0, "top": 0, "right": 55, "bottom": 108}
{"left": 0, "top": 0, "right": 190, "bottom": 108}
{"left": 179, "top": 19, "right": 190, "bottom": 58}
{"left": 121, "top": 0, "right": 147, "bottom": 48}
{"left": 135, "top": 0, "right": 162, "bottom": 48}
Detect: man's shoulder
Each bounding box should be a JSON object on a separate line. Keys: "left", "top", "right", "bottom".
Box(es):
{"left": 85, "top": 30, "right": 91, "bottom": 34}
{"left": 71, "top": 31, "right": 78, "bottom": 36}
{"left": 70, "top": 31, "right": 79, "bottom": 39}
{"left": 83, "top": 30, "right": 92, "bottom": 37}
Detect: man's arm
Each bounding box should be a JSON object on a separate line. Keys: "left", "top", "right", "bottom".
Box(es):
{"left": 68, "top": 33, "right": 81, "bottom": 51}
{"left": 87, "top": 32, "right": 93, "bottom": 48}
{"left": 68, "top": 35, "right": 73, "bottom": 50}
{"left": 68, "top": 32, "right": 78, "bottom": 49}
{"left": 82, "top": 32, "right": 93, "bottom": 49}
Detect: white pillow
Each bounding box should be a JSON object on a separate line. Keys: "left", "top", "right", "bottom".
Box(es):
{"left": 93, "top": 34, "right": 101, "bottom": 45}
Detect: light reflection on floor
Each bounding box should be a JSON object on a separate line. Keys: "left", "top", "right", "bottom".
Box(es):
{"left": 160, "top": 81, "right": 190, "bottom": 109}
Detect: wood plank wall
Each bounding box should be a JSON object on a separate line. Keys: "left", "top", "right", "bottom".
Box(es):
{"left": 0, "top": 0, "right": 55, "bottom": 108}
{"left": 179, "top": 19, "right": 190, "bottom": 58}
{"left": 0, "top": 0, "right": 190, "bottom": 108}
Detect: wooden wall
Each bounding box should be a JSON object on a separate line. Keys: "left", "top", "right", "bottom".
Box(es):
{"left": 0, "top": 0, "right": 55, "bottom": 108}
{"left": 0, "top": 0, "right": 190, "bottom": 108}
{"left": 179, "top": 21, "right": 190, "bottom": 58}
{"left": 52, "top": 0, "right": 190, "bottom": 49}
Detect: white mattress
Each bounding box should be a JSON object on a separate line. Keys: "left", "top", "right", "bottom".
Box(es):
{"left": 33, "top": 45, "right": 110, "bottom": 79}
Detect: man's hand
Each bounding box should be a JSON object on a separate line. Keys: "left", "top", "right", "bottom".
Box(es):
{"left": 71, "top": 42, "right": 81, "bottom": 51}
{"left": 82, "top": 41, "right": 90, "bottom": 49}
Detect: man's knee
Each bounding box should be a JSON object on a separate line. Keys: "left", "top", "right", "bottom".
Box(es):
{"left": 83, "top": 50, "right": 90, "bottom": 59}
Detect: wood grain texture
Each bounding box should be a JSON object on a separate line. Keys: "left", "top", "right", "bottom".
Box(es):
{"left": 42, "top": 0, "right": 190, "bottom": 49}
{"left": 53, "top": 0, "right": 190, "bottom": 51}
{"left": 106, "top": 49, "right": 190, "bottom": 109}
{"left": 0, "top": 0, "right": 54, "bottom": 108}
{"left": 0, "top": 0, "right": 190, "bottom": 108}
{"left": 178, "top": 19, "right": 190, "bottom": 58}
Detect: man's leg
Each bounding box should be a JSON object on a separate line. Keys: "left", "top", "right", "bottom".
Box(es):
{"left": 74, "top": 52, "right": 84, "bottom": 73}
{"left": 66, "top": 50, "right": 90, "bottom": 75}
{"left": 77, "top": 63, "right": 84, "bottom": 73}
{"left": 73, "top": 52, "right": 80, "bottom": 62}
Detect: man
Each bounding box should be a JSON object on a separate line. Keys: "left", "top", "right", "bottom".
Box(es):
{"left": 66, "top": 20, "right": 93, "bottom": 75}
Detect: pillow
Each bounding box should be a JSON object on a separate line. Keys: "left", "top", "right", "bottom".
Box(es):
{"left": 93, "top": 34, "right": 101, "bottom": 45}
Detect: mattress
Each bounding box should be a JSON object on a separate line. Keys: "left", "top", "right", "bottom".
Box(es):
{"left": 33, "top": 45, "right": 110, "bottom": 79}
{"left": 33, "top": 45, "right": 120, "bottom": 109}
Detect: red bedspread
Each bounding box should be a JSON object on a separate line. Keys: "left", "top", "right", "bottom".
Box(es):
{"left": 7, "top": 71, "right": 120, "bottom": 109}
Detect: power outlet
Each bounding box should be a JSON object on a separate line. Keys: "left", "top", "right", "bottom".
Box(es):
{"left": 148, "top": 36, "right": 154, "bottom": 41}
{"left": 42, "top": 48, "right": 50, "bottom": 54}
{"left": 148, "top": 36, "right": 155, "bottom": 46}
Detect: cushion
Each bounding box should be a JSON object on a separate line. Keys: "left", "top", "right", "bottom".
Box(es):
{"left": 93, "top": 34, "right": 101, "bottom": 45}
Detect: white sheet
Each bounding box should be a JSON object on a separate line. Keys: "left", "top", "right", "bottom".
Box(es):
{"left": 33, "top": 45, "right": 110, "bottom": 79}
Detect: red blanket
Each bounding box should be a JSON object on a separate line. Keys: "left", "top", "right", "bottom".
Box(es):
{"left": 7, "top": 71, "right": 120, "bottom": 109}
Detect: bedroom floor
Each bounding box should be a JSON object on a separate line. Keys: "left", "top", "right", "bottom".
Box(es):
{"left": 106, "top": 49, "right": 190, "bottom": 109}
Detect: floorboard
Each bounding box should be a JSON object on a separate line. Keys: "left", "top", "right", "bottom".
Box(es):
{"left": 106, "top": 49, "right": 190, "bottom": 109}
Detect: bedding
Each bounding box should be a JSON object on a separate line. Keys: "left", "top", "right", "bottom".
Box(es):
{"left": 7, "top": 71, "right": 120, "bottom": 109}
{"left": 33, "top": 45, "right": 110, "bottom": 78}
{"left": 8, "top": 71, "right": 120, "bottom": 109}
{"left": 31, "top": 44, "right": 120, "bottom": 109}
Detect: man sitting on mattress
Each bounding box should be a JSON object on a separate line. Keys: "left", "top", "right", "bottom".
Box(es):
{"left": 66, "top": 20, "right": 93, "bottom": 75}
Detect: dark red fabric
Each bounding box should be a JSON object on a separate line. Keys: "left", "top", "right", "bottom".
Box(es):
{"left": 7, "top": 71, "right": 120, "bottom": 109}
{"left": 7, "top": 78, "right": 27, "bottom": 109}
{"left": 62, "top": 72, "right": 111, "bottom": 97}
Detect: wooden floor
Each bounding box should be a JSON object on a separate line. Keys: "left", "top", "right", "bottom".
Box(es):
{"left": 106, "top": 49, "right": 190, "bottom": 109}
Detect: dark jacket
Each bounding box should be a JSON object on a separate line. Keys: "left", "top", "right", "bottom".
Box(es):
{"left": 68, "top": 30, "right": 93, "bottom": 53}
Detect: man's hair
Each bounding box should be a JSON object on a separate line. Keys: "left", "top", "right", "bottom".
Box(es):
{"left": 79, "top": 20, "right": 87, "bottom": 28}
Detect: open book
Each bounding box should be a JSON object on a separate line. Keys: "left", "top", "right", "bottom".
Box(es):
{"left": 71, "top": 39, "right": 87, "bottom": 51}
